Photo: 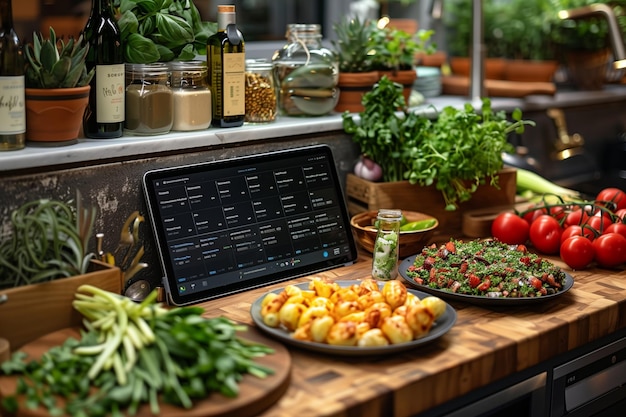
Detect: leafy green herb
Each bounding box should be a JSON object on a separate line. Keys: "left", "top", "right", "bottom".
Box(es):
{"left": 117, "top": 0, "right": 217, "bottom": 63}
{"left": 0, "top": 194, "right": 96, "bottom": 288}
{"left": 342, "top": 76, "right": 535, "bottom": 210}
{"left": 0, "top": 286, "right": 274, "bottom": 416}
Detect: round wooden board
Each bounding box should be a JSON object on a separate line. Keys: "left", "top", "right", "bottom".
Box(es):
{"left": 0, "top": 325, "right": 291, "bottom": 417}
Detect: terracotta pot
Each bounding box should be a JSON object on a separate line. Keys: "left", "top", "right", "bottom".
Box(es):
{"left": 334, "top": 71, "right": 380, "bottom": 113}
{"left": 379, "top": 69, "right": 417, "bottom": 104}
{"left": 449, "top": 57, "right": 507, "bottom": 80}
{"left": 504, "top": 60, "right": 559, "bottom": 83}
{"left": 25, "top": 86, "right": 90, "bottom": 144}
{"left": 564, "top": 49, "right": 610, "bottom": 90}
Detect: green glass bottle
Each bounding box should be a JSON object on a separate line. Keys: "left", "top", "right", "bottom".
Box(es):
{"left": 81, "top": 0, "right": 125, "bottom": 138}
{"left": 0, "top": 0, "right": 25, "bottom": 150}
{"left": 207, "top": 4, "right": 245, "bottom": 128}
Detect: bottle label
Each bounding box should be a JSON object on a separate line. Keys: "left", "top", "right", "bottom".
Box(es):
{"left": 222, "top": 53, "right": 245, "bottom": 116}
{"left": 96, "top": 64, "right": 125, "bottom": 123}
{"left": 0, "top": 76, "right": 26, "bottom": 135}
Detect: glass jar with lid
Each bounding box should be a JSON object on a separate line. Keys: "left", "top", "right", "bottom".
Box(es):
{"left": 245, "top": 59, "right": 277, "bottom": 123}
{"left": 125, "top": 63, "right": 173, "bottom": 135}
{"left": 272, "top": 23, "right": 339, "bottom": 117}
{"left": 169, "top": 60, "right": 212, "bottom": 131}
{"left": 371, "top": 209, "right": 402, "bottom": 280}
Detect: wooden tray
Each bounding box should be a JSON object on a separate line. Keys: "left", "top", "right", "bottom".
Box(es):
{"left": 0, "top": 325, "right": 291, "bottom": 417}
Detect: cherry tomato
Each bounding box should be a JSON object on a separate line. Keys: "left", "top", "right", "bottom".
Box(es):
{"left": 585, "top": 215, "right": 609, "bottom": 235}
{"left": 592, "top": 232, "right": 626, "bottom": 268}
{"left": 604, "top": 222, "right": 626, "bottom": 239}
{"left": 596, "top": 188, "right": 626, "bottom": 211}
{"left": 549, "top": 206, "right": 567, "bottom": 222}
{"left": 564, "top": 208, "right": 590, "bottom": 228}
{"left": 614, "top": 209, "right": 626, "bottom": 222}
{"left": 522, "top": 205, "right": 547, "bottom": 226}
{"left": 529, "top": 215, "right": 562, "bottom": 254}
{"left": 491, "top": 212, "right": 529, "bottom": 245}
{"left": 560, "top": 225, "right": 594, "bottom": 244}
{"left": 560, "top": 235, "right": 595, "bottom": 270}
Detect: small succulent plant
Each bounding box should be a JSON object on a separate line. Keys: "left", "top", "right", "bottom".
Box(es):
{"left": 332, "top": 16, "right": 377, "bottom": 73}
{"left": 25, "top": 27, "right": 95, "bottom": 89}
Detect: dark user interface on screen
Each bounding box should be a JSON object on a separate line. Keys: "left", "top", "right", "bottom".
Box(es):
{"left": 150, "top": 152, "right": 353, "bottom": 298}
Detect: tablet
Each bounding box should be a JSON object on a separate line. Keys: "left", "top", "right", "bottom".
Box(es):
{"left": 142, "top": 145, "right": 358, "bottom": 305}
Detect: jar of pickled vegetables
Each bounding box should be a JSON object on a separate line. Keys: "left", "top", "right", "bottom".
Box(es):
{"left": 371, "top": 209, "right": 402, "bottom": 280}
{"left": 272, "top": 23, "right": 339, "bottom": 117}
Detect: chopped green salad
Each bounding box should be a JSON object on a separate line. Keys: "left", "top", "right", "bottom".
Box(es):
{"left": 405, "top": 239, "right": 566, "bottom": 298}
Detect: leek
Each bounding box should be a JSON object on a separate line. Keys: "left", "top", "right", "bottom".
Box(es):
{"left": 516, "top": 167, "right": 581, "bottom": 200}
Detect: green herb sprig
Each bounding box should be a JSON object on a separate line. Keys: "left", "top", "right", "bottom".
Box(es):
{"left": 0, "top": 195, "right": 95, "bottom": 288}
{"left": 1, "top": 286, "right": 275, "bottom": 416}
{"left": 117, "top": 0, "right": 217, "bottom": 63}
{"left": 342, "top": 76, "right": 535, "bottom": 211}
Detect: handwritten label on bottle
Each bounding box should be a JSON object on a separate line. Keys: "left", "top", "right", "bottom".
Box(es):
{"left": 95, "top": 64, "right": 125, "bottom": 123}
{"left": 0, "top": 76, "right": 26, "bottom": 135}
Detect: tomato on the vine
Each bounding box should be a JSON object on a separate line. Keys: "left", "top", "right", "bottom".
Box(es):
{"left": 585, "top": 215, "right": 609, "bottom": 235}
{"left": 592, "top": 233, "right": 626, "bottom": 268}
{"left": 560, "top": 225, "right": 594, "bottom": 244}
{"left": 560, "top": 235, "right": 595, "bottom": 270}
{"left": 605, "top": 222, "right": 626, "bottom": 239}
{"left": 564, "top": 208, "right": 590, "bottom": 228}
{"left": 615, "top": 208, "right": 626, "bottom": 222}
{"left": 596, "top": 188, "right": 626, "bottom": 211}
{"left": 491, "top": 212, "right": 529, "bottom": 245}
{"left": 529, "top": 215, "right": 562, "bottom": 254}
{"left": 522, "top": 206, "right": 548, "bottom": 226}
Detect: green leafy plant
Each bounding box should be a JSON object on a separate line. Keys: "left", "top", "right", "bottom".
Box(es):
{"left": 24, "top": 27, "right": 95, "bottom": 89}
{"left": 117, "top": 0, "right": 217, "bottom": 64}
{"left": 343, "top": 76, "right": 534, "bottom": 210}
{"left": 369, "top": 24, "right": 435, "bottom": 71}
{"left": 0, "top": 193, "right": 96, "bottom": 288}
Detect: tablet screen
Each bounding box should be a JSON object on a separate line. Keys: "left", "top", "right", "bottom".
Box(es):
{"left": 142, "top": 145, "right": 358, "bottom": 305}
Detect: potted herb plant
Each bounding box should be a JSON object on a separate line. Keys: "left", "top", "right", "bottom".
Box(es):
{"left": 117, "top": 0, "right": 217, "bottom": 63}
{"left": 0, "top": 193, "right": 121, "bottom": 350}
{"left": 342, "top": 76, "right": 533, "bottom": 234}
{"left": 369, "top": 22, "right": 435, "bottom": 102}
{"left": 24, "top": 27, "right": 95, "bottom": 144}
{"left": 548, "top": 0, "right": 626, "bottom": 90}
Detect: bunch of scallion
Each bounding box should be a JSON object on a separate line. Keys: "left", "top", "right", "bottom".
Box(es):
{"left": 0, "top": 285, "right": 274, "bottom": 417}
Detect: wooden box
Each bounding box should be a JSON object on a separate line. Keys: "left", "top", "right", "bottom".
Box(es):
{"left": 0, "top": 260, "right": 122, "bottom": 352}
{"left": 345, "top": 168, "right": 517, "bottom": 237}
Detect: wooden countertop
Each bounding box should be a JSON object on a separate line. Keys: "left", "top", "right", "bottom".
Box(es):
{"left": 195, "top": 253, "right": 626, "bottom": 417}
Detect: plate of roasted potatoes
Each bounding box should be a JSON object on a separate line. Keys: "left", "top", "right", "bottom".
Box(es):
{"left": 250, "top": 278, "right": 457, "bottom": 356}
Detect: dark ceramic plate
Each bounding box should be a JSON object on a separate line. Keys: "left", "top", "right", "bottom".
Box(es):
{"left": 398, "top": 255, "right": 574, "bottom": 306}
{"left": 250, "top": 280, "right": 457, "bottom": 356}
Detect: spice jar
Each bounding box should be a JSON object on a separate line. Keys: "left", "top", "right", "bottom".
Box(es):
{"left": 169, "top": 60, "right": 212, "bottom": 131}
{"left": 272, "top": 23, "right": 339, "bottom": 117}
{"left": 371, "top": 209, "right": 402, "bottom": 281}
{"left": 245, "top": 59, "right": 277, "bottom": 123}
{"left": 125, "top": 63, "right": 173, "bottom": 135}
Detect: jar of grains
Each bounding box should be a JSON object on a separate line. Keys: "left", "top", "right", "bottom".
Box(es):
{"left": 125, "top": 63, "right": 173, "bottom": 135}
{"left": 169, "top": 60, "right": 212, "bottom": 131}
{"left": 245, "top": 59, "right": 277, "bottom": 123}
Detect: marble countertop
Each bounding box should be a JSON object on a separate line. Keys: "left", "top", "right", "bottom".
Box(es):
{"left": 3, "top": 86, "right": 626, "bottom": 174}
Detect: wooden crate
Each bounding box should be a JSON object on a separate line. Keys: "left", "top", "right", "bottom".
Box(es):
{"left": 0, "top": 260, "right": 122, "bottom": 352}
{"left": 345, "top": 168, "right": 517, "bottom": 236}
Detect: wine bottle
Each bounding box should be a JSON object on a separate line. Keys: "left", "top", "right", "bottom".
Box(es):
{"left": 207, "top": 4, "right": 245, "bottom": 128}
{"left": 81, "top": 0, "right": 124, "bottom": 138}
{"left": 0, "top": 0, "right": 25, "bottom": 151}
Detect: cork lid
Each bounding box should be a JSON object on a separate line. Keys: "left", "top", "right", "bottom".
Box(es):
{"left": 218, "top": 5, "right": 235, "bottom": 13}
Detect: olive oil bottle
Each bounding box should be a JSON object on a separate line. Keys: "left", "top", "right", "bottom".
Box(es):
{"left": 207, "top": 5, "right": 245, "bottom": 128}
{"left": 0, "top": 0, "right": 25, "bottom": 150}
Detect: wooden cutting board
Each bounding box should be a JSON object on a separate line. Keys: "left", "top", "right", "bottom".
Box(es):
{"left": 0, "top": 325, "right": 291, "bottom": 417}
